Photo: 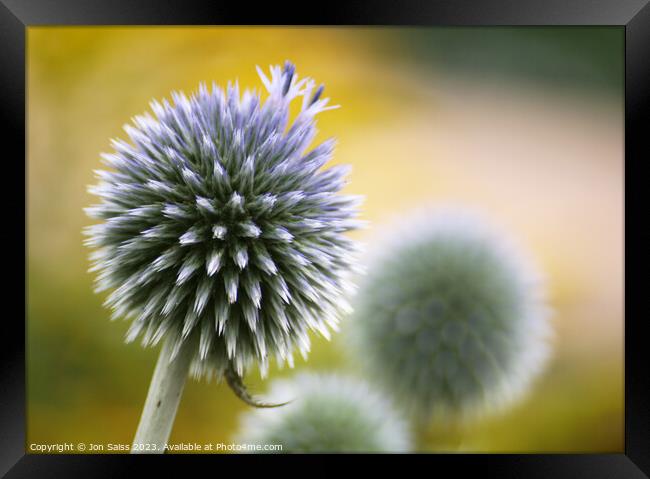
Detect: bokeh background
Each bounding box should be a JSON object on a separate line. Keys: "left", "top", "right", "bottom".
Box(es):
{"left": 27, "top": 27, "right": 623, "bottom": 453}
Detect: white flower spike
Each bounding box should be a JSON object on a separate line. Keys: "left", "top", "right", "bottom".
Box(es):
{"left": 84, "top": 62, "right": 362, "bottom": 451}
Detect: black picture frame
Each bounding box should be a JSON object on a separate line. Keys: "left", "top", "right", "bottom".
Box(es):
{"left": 2, "top": 0, "right": 647, "bottom": 477}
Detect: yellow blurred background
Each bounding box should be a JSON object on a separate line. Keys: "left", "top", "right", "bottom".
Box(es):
{"left": 27, "top": 27, "right": 623, "bottom": 452}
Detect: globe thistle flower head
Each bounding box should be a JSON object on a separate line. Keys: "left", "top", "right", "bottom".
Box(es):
{"left": 348, "top": 208, "right": 551, "bottom": 421}
{"left": 235, "top": 373, "right": 412, "bottom": 452}
{"left": 84, "top": 62, "right": 362, "bottom": 387}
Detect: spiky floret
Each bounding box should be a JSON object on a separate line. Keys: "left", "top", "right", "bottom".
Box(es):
{"left": 84, "top": 62, "right": 362, "bottom": 382}
{"left": 348, "top": 209, "right": 551, "bottom": 420}
{"left": 235, "top": 373, "right": 412, "bottom": 452}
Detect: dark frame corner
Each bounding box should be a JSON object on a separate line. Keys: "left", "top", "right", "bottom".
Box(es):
{"left": 2, "top": 0, "right": 648, "bottom": 477}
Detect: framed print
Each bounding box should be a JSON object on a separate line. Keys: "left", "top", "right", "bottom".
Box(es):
{"left": 2, "top": 0, "right": 648, "bottom": 477}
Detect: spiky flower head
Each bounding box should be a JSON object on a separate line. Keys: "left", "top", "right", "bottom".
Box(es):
{"left": 348, "top": 209, "right": 551, "bottom": 420}
{"left": 235, "top": 373, "right": 411, "bottom": 452}
{"left": 84, "top": 62, "right": 362, "bottom": 383}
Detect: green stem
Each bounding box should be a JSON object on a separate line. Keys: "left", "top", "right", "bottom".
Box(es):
{"left": 416, "top": 418, "right": 464, "bottom": 452}
{"left": 131, "top": 337, "right": 194, "bottom": 454}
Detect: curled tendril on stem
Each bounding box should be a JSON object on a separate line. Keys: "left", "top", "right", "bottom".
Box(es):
{"left": 225, "top": 362, "right": 292, "bottom": 409}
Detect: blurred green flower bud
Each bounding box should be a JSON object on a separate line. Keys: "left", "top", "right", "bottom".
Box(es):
{"left": 348, "top": 209, "right": 552, "bottom": 420}
{"left": 235, "top": 373, "right": 411, "bottom": 452}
